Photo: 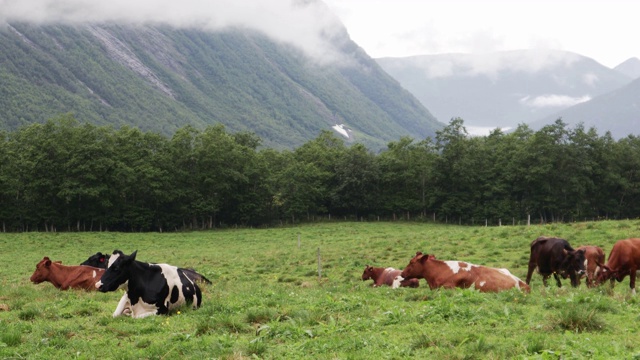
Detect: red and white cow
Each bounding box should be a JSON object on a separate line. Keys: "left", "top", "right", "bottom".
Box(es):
{"left": 597, "top": 238, "right": 640, "bottom": 294}
{"left": 400, "top": 252, "right": 530, "bottom": 293}
{"left": 30, "top": 257, "right": 105, "bottom": 291}
{"left": 96, "top": 250, "right": 202, "bottom": 318}
{"left": 361, "top": 265, "right": 419, "bottom": 288}
{"left": 576, "top": 245, "right": 605, "bottom": 287}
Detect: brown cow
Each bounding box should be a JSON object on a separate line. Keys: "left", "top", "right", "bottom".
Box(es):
{"left": 597, "top": 238, "right": 640, "bottom": 294}
{"left": 576, "top": 245, "right": 605, "bottom": 287}
{"left": 400, "top": 252, "right": 530, "bottom": 293}
{"left": 361, "top": 266, "right": 419, "bottom": 288}
{"left": 30, "top": 257, "right": 105, "bottom": 291}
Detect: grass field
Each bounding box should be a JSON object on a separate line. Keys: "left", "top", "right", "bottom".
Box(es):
{"left": 1, "top": 220, "right": 640, "bottom": 359}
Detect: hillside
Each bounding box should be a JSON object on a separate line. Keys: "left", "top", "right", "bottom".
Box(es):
{"left": 377, "top": 50, "right": 631, "bottom": 134}
{"left": 614, "top": 57, "right": 640, "bottom": 79}
{"left": 530, "top": 77, "right": 640, "bottom": 138}
{"left": 0, "top": 23, "right": 442, "bottom": 149}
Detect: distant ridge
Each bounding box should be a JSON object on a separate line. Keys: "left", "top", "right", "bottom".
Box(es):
{"left": 376, "top": 50, "right": 631, "bottom": 134}
{"left": 614, "top": 57, "right": 640, "bottom": 79}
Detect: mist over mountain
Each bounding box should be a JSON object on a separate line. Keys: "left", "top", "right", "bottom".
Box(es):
{"left": 0, "top": 20, "right": 441, "bottom": 150}
{"left": 376, "top": 50, "right": 632, "bottom": 135}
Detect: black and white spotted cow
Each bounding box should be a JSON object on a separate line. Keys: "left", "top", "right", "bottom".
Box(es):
{"left": 82, "top": 251, "right": 212, "bottom": 285}
{"left": 95, "top": 250, "right": 202, "bottom": 318}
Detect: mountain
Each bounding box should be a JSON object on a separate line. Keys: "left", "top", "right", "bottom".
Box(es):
{"left": 529, "top": 77, "right": 640, "bottom": 138}
{"left": 0, "top": 23, "right": 442, "bottom": 150}
{"left": 614, "top": 57, "right": 640, "bottom": 79}
{"left": 376, "top": 50, "right": 632, "bottom": 134}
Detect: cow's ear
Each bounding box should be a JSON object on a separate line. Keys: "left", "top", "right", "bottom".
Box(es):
{"left": 416, "top": 251, "right": 422, "bottom": 256}
{"left": 45, "top": 259, "right": 52, "bottom": 266}
{"left": 129, "top": 250, "right": 137, "bottom": 261}
{"left": 99, "top": 256, "right": 105, "bottom": 263}
{"left": 420, "top": 254, "right": 429, "bottom": 264}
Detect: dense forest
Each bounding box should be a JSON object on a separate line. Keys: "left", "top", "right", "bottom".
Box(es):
{"left": 1, "top": 114, "right": 639, "bottom": 232}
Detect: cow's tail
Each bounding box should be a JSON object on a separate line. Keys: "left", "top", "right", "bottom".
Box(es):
{"left": 180, "top": 268, "right": 213, "bottom": 285}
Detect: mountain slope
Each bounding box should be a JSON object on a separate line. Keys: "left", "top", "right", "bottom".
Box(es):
{"left": 614, "top": 57, "right": 640, "bottom": 79}
{"left": 0, "top": 23, "right": 442, "bottom": 149}
{"left": 376, "top": 50, "right": 631, "bottom": 133}
{"left": 530, "top": 77, "right": 640, "bottom": 138}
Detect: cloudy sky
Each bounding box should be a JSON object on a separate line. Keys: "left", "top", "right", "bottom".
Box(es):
{"left": 2, "top": 0, "right": 636, "bottom": 68}
{"left": 323, "top": 0, "right": 638, "bottom": 68}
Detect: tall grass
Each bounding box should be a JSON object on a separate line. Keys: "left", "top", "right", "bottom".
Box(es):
{"left": 1, "top": 220, "right": 640, "bottom": 358}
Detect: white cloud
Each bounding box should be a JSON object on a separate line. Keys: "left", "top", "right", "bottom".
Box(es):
{"left": 582, "top": 73, "right": 599, "bottom": 87}
{"left": 519, "top": 94, "right": 591, "bottom": 108}
{"left": 411, "top": 50, "right": 581, "bottom": 79}
{"left": 0, "top": 0, "right": 348, "bottom": 65}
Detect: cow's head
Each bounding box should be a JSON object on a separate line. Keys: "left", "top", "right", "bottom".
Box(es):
{"left": 561, "top": 248, "right": 586, "bottom": 286}
{"left": 362, "top": 265, "right": 374, "bottom": 281}
{"left": 80, "top": 252, "right": 109, "bottom": 268}
{"left": 400, "top": 252, "right": 431, "bottom": 279}
{"left": 595, "top": 262, "right": 623, "bottom": 284}
{"left": 96, "top": 250, "right": 136, "bottom": 292}
{"left": 30, "top": 257, "right": 53, "bottom": 284}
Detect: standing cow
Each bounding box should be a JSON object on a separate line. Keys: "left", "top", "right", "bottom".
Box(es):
{"left": 400, "top": 252, "right": 529, "bottom": 293}
{"left": 95, "top": 250, "right": 202, "bottom": 318}
{"left": 525, "top": 237, "right": 586, "bottom": 287}
{"left": 596, "top": 238, "right": 640, "bottom": 294}
{"left": 361, "top": 265, "right": 419, "bottom": 288}
{"left": 576, "top": 245, "right": 605, "bottom": 287}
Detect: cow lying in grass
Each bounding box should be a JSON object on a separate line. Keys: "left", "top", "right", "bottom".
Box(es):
{"left": 96, "top": 250, "right": 202, "bottom": 318}
{"left": 400, "top": 252, "right": 530, "bottom": 293}
{"left": 81, "top": 251, "right": 212, "bottom": 285}
{"left": 30, "top": 257, "right": 105, "bottom": 291}
{"left": 361, "top": 265, "right": 419, "bottom": 288}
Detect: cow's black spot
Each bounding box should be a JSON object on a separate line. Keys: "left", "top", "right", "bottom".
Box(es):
{"left": 170, "top": 285, "right": 179, "bottom": 303}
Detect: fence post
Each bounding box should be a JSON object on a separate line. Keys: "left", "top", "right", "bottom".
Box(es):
{"left": 317, "top": 248, "right": 322, "bottom": 280}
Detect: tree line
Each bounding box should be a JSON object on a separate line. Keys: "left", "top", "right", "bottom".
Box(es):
{"left": 1, "top": 114, "right": 639, "bottom": 232}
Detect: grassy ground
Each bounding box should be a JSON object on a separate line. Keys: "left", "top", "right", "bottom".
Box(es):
{"left": 1, "top": 220, "right": 640, "bottom": 359}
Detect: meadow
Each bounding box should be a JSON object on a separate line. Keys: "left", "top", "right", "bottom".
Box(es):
{"left": 1, "top": 220, "right": 640, "bottom": 359}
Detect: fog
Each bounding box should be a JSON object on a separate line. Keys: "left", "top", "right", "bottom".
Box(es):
{"left": 0, "top": 0, "right": 348, "bottom": 64}
{"left": 406, "top": 50, "right": 582, "bottom": 79}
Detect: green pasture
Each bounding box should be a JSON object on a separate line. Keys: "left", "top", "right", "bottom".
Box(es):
{"left": 1, "top": 221, "right": 640, "bottom": 359}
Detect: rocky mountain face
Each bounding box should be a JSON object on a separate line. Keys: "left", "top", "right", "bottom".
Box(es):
{"left": 0, "top": 23, "right": 442, "bottom": 150}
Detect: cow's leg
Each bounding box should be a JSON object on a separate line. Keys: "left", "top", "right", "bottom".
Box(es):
{"left": 542, "top": 275, "right": 549, "bottom": 287}
{"left": 525, "top": 261, "right": 536, "bottom": 285}
{"left": 113, "top": 293, "right": 130, "bottom": 317}
{"left": 569, "top": 273, "right": 579, "bottom": 288}
{"left": 553, "top": 273, "right": 562, "bottom": 287}
{"left": 631, "top": 268, "right": 637, "bottom": 295}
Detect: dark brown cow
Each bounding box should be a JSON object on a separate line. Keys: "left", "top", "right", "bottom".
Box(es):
{"left": 525, "top": 237, "right": 586, "bottom": 287}
{"left": 576, "top": 245, "right": 605, "bottom": 287}
{"left": 597, "top": 238, "right": 640, "bottom": 294}
{"left": 400, "top": 252, "right": 530, "bottom": 293}
{"left": 361, "top": 266, "right": 419, "bottom": 288}
{"left": 30, "top": 257, "right": 105, "bottom": 291}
